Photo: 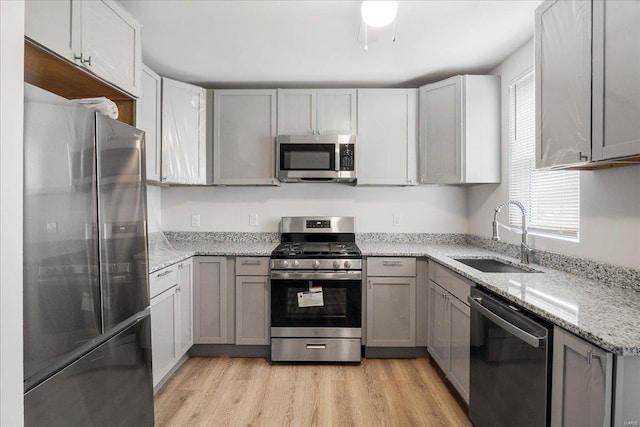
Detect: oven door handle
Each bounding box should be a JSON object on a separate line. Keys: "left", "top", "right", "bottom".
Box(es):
{"left": 468, "top": 296, "right": 545, "bottom": 348}
{"left": 270, "top": 271, "right": 362, "bottom": 280}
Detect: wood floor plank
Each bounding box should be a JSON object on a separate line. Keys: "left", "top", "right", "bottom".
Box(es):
{"left": 154, "top": 357, "right": 471, "bottom": 426}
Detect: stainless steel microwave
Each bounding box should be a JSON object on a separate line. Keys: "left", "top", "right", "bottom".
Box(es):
{"left": 276, "top": 134, "right": 356, "bottom": 183}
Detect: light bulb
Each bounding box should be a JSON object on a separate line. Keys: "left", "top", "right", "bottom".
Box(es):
{"left": 361, "top": 1, "right": 398, "bottom": 28}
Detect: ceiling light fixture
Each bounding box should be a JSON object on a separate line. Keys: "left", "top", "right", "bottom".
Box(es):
{"left": 361, "top": 1, "right": 398, "bottom": 28}
{"left": 361, "top": 1, "right": 398, "bottom": 51}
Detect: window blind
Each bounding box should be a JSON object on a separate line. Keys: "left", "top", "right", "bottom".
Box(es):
{"left": 508, "top": 71, "right": 580, "bottom": 239}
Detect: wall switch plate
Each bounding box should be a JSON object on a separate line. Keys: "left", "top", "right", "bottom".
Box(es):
{"left": 191, "top": 214, "right": 200, "bottom": 227}
{"left": 46, "top": 222, "right": 57, "bottom": 235}
{"left": 393, "top": 213, "right": 401, "bottom": 227}
{"left": 249, "top": 213, "right": 258, "bottom": 227}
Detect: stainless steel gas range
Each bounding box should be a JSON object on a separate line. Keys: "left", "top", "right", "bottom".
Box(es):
{"left": 270, "top": 216, "right": 362, "bottom": 362}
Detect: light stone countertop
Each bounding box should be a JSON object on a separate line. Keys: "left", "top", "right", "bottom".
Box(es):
{"left": 149, "top": 238, "right": 640, "bottom": 356}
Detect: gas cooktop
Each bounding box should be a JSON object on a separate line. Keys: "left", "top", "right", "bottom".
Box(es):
{"left": 271, "top": 242, "right": 361, "bottom": 259}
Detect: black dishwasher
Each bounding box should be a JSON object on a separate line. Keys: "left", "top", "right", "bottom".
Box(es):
{"left": 468, "top": 287, "right": 552, "bottom": 427}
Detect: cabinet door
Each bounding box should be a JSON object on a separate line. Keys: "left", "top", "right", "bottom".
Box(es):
{"left": 193, "top": 257, "right": 227, "bottom": 344}
{"left": 317, "top": 89, "right": 357, "bottom": 135}
{"left": 235, "top": 276, "right": 269, "bottom": 345}
{"left": 213, "top": 90, "right": 277, "bottom": 185}
{"left": 79, "top": 0, "right": 142, "bottom": 97}
{"left": 535, "top": 0, "right": 592, "bottom": 168}
{"left": 177, "top": 259, "right": 193, "bottom": 356}
{"left": 357, "top": 89, "right": 418, "bottom": 185}
{"left": 448, "top": 296, "right": 470, "bottom": 404}
{"left": 420, "top": 77, "right": 462, "bottom": 183}
{"left": 278, "top": 89, "right": 316, "bottom": 135}
{"left": 551, "top": 327, "right": 613, "bottom": 427}
{"left": 162, "top": 78, "right": 207, "bottom": 184}
{"left": 592, "top": 0, "right": 640, "bottom": 161}
{"left": 428, "top": 280, "right": 450, "bottom": 372}
{"left": 137, "top": 65, "right": 162, "bottom": 182}
{"left": 367, "top": 277, "right": 416, "bottom": 347}
{"left": 150, "top": 288, "right": 178, "bottom": 387}
{"left": 25, "top": 0, "right": 77, "bottom": 62}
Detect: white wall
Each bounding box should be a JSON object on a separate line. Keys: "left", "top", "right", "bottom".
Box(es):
{"left": 162, "top": 184, "right": 468, "bottom": 233}
{"left": 0, "top": 0, "right": 25, "bottom": 425}
{"left": 468, "top": 39, "right": 640, "bottom": 269}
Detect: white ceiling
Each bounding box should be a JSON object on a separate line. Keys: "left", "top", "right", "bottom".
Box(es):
{"left": 119, "top": 0, "right": 542, "bottom": 89}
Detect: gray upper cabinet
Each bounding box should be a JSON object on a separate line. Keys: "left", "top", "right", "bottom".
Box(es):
{"left": 161, "top": 77, "right": 209, "bottom": 185}
{"left": 136, "top": 65, "right": 161, "bottom": 182}
{"left": 536, "top": 0, "right": 640, "bottom": 169}
{"left": 25, "top": 0, "right": 142, "bottom": 97}
{"left": 357, "top": 89, "right": 418, "bottom": 186}
{"left": 193, "top": 256, "right": 228, "bottom": 344}
{"left": 592, "top": 0, "right": 640, "bottom": 162}
{"left": 551, "top": 326, "right": 613, "bottom": 427}
{"left": 419, "top": 75, "right": 500, "bottom": 184}
{"left": 213, "top": 90, "right": 278, "bottom": 185}
{"left": 535, "top": 0, "right": 592, "bottom": 169}
{"left": 366, "top": 258, "right": 417, "bottom": 347}
{"left": 277, "top": 89, "right": 357, "bottom": 135}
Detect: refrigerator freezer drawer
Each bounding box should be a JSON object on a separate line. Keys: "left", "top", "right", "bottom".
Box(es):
{"left": 24, "top": 314, "right": 154, "bottom": 427}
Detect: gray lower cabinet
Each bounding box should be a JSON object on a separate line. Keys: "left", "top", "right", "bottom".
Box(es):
{"left": 427, "top": 261, "right": 471, "bottom": 404}
{"left": 193, "top": 256, "right": 228, "bottom": 344}
{"left": 177, "top": 258, "right": 193, "bottom": 355}
{"left": 235, "top": 257, "right": 270, "bottom": 345}
{"left": 150, "top": 285, "right": 178, "bottom": 388}
{"left": 366, "top": 258, "right": 417, "bottom": 347}
{"left": 552, "top": 326, "right": 613, "bottom": 427}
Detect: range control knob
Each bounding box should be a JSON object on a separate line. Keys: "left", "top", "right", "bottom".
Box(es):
{"left": 333, "top": 260, "right": 341, "bottom": 269}
{"left": 344, "top": 260, "right": 352, "bottom": 269}
{"left": 313, "top": 260, "right": 320, "bottom": 269}
{"left": 292, "top": 260, "right": 300, "bottom": 268}
{"left": 281, "top": 260, "right": 289, "bottom": 268}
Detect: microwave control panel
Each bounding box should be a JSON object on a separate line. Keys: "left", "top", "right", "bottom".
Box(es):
{"left": 340, "top": 144, "right": 355, "bottom": 171}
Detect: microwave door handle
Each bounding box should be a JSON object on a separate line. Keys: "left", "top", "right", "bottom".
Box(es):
{"left": 335, "top": 144, "right": 340, "bottom": 172}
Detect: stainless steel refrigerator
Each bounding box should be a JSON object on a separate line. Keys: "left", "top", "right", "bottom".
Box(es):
{"left": 23, "top": 83, "right": 154, "bottom": 426}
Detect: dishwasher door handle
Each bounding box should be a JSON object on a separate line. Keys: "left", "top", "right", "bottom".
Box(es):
{"left": 468, "top": 296, "right": 544, "bottom": 348}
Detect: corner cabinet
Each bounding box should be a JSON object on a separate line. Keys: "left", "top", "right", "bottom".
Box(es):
{"left": 161, "top": 78, "right": 209, "bottom": 184}
{"left": 277, "top": 89, "right": 357, "bottom": 135}
{"left": 213, "top": 90, "right": 278, "bottom": 185}
{"left": 427, "top": 261, "right": 471, "bottom": 404}
{"left": 25, "top": 0, "right": 142, "bottom": 97}
{"left": 357, "top": 89, "right": 418, "bottom": 186}
{"left": 193, "top": 256, "right": 228, "bottom": 344}
{"left": 535, "top": 0, "right": 640, "bottom": 169}
{"left": 419, "top": 75, "right": 500, "bottom": 184}
{"left": 235, "top": 257, "right": 270, "bottom": 345}
{"left": 366, "top": 258, "right": 417, "bottom": 347}
{"left": 136, "top": 65, "right": 162, "bottom": 182}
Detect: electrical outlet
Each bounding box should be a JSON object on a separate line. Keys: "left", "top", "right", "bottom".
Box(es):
{"left": 46, "top": 222, "right": 58, "bottom": 235}
{"left": 191, "top": 214, "right": 200, "bottom": 227}
{"left": 393, "top": 213, "right": 401, "bottom": 227}
{"left": 249, "top": 213, "right": 258, "bottom": 227}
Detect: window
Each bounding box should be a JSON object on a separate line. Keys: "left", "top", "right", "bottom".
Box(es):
{"left": 509, "top": 71, "right": 580, "bottom": 240}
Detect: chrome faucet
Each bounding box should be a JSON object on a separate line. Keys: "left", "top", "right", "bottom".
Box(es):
{"left": 492, "top": 200, "right": 535, "bottom": 264}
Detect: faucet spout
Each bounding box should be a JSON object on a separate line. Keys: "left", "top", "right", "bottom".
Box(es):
{"left": 491, "top": 200, "right": 534, "bottom": 264}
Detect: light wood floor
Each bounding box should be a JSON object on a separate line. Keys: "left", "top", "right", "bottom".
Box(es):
{"left": 153, "top": 357, "right": 472, "bottom": 427}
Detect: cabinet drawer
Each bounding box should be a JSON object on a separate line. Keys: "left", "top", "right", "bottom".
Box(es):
{"left": 429, "top": 262, "right": 472, "bottom": 305}
{"left": 150, "top": 265, "right": 179, "bottom": 298}
{"left": 367, "top": 257, "right": 416, "bottom": 277}
{"left": 236, "top": 257, "right": 270, "bottom": 276}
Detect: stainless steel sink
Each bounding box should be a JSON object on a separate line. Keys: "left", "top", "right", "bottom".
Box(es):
{"left": 453, "top": 257, "right": 540, "bottom": 273}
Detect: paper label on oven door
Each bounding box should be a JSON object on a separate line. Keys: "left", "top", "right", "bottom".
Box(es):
{"left": 297, "top": 288, "right": 324, "bottom": 307}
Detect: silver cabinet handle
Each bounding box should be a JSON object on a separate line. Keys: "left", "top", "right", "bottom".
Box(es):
{"left": 178, "top": 264, "right": 183, "bottom": 270}
{"left": 468, "top": 296, "right": 545, "bottom": 348}
{"left": 382, "top": 260, "right": 403, "bottom": 267}
{"left": 368, "top": 279, "right": 372, "bottom": 289}
{"left": 83, "top": 55, "right": 92, "bottom": 66}
{"left": 156, "top": 269, "right": 173, "bottom": 278}
{"left": 241, "top": 260, "right": 262, "bottom": 266}
{"left": 74, "top": 53, "right": 84, "bottom": 63}
{"left": 306, "top": 344, "right": 326, "bottom": 350}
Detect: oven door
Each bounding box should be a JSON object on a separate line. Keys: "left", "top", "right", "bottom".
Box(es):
{"left": 277, "top": 141, "right": 337, "bottom": 178}
{"left": 270, "top": 272, "right": 361, "bottom": 334}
